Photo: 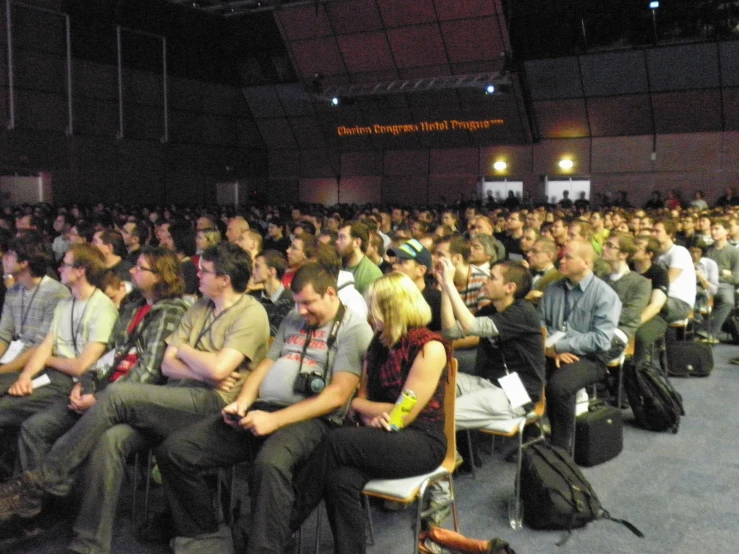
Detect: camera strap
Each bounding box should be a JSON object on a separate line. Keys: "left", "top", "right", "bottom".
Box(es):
{"left": 297, "top": 303, "right": 346, "bottom": 377}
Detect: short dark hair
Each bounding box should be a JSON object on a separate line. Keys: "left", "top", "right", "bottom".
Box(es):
{"left": 201, "top": 242, "right": 252, "bottom": 293}
{"left": 636, "top": 236, "right": 661, "bottom": 259}
{"left": 311, "top": 243, "right": 341, "bottom": 278}
{"left": 131, "top": 219, "right": 150, "bottom": 243}
{"left": 496, "top": 261, "right": 532, "bottom": 300}
{"left": 655, "top": 218, "right": 677, "bottom": 238}
{"left": 169, "top": 220, "right": 196, "bottom": 257}
{"left": 258, "top": 249, "right": 288, "bottom": 280}
{"left": 291, "top": 261, "right": 337, "bottom": 296}
{"left": 343, "top": 221, "right": 370, "bottom": 253}
{"left": 9, "top": 231, "right": 49, "bottom": 277}
{"left": 100, "top": 230, "right": 127, "bottom": 257}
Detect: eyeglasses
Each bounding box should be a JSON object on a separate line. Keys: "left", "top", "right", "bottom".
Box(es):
{"left": 59, "top": 262, "right": 77, "bottom": 268}
{"left": 603, "top": 242, "right": 620, "bottom": 250}
{"left": 133, "top": 264, "right": 157, "bottom": 274}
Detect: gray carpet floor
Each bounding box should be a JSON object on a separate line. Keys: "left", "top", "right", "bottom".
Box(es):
{"left": 11, "top": 343, "right": 739, "bottom": 554}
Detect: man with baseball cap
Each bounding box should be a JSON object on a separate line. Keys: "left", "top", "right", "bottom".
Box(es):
{"left": 388, "top": 239, "right": 441, "bottom": 331}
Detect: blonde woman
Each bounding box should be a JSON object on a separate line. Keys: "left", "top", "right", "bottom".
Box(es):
{"left": 192, "top": 227, "right": 221, "bottom": 270}
{"left": 292, "top": 272, "right": 450, "bottom": 554}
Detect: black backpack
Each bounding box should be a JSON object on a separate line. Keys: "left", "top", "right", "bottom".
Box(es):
{"left": 623, "top": 360, "right": 685, "bottom": 433}
{"left": 520, "top": 443, "right": 643, "bottom": 544}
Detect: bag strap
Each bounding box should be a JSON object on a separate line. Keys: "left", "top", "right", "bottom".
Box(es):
{"left": 600, "top": 509, "right": 645, "bottom": 538}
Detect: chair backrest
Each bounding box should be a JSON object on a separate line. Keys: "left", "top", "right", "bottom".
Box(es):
{"left": 440, "top": 358, "right": 458, "bottom": 474}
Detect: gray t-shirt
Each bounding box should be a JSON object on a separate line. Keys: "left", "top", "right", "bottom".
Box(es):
{"left": 259, "top": 307, "right": 372, "bottom": 408}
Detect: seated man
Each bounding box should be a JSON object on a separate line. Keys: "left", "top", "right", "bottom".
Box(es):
{"left": 16, "top": 247, "right": 188, "bottom": 554}
{"left": 0, "top": 243, "right": 118, "bottom": 434}
{"left": 703, "top": 220, "right": 739, "bottom": 342}
{"left": 437, "top": 258, "right": 545, "bottom": 425}
{"left": 602, "top": 233, "right": 651, "bottom": 355}
{"left": 0, "top": 242, "right": 270, "bottom": 541}
{"left": 632, "top": 237, "right": 670, "bottom": 366}
{"left": 652, "top": 219, "right": 696, "bottom": 323}
{"left": 540, "top": 239, "right": 621, "bottom": 452}
{"left": 0, "top": 232, "right": 70, "bottom": 391}
{"left": 525, "top": 238, "right": 562, "bottom": 304}
{"left": 153, "top": 262, "right": 373, "bottom": 553}
{"left": 390, "top": 239, "right": 441, "bottom": 331}
{"left": 249, "top": 249, "right": 295, "bottom": 337}
{"left": 310, "top": 243, "right": 368, "bottom": 319}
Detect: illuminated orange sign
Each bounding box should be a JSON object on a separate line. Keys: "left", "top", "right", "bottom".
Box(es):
{"left": 337, "top": 118, "right": 504, "bottom": 137}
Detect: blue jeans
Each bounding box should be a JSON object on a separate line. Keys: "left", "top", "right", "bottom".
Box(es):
{"left": 38, "top": 382, "right": 224, "bottom": 497}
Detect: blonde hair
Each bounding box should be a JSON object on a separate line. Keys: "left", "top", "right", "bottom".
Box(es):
{"left": 366, "top": 272, "right": 431, "bottom": 347}
{"left": 197, "top": 228, "right": 222, "bottom": 249}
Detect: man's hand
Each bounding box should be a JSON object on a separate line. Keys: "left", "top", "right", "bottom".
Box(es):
{"left": 222, "top": 401, "right": 247, "bottom": 429}
{"left": 215, "top": 371, "right": 241, "bottom": 392}
{"left": 434, "top": 257, "right": 455, "bottom": 286}
{"left": 8, "top": 376, "right": 33, "bottom": 396}
{"left": 546, "top": 349, "right": 580, "bottom": 368}
{"left": 68, "top": 382, "right": 96, "bottom": 413}
{"left": 242, "top": 410, "right": 279, "bottom": 437}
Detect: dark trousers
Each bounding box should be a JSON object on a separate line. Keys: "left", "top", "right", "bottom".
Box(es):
{"left": 155, "top": 412, "right": 330, "bottom": 554}
{"left": 635, "top": 315, "right": 668, "bottom": 367}
{"left": 546, "top": 357, "right": 606, "bottom": 453}
{"left": 292, "top": 426, "right": 446, "bottom": 554}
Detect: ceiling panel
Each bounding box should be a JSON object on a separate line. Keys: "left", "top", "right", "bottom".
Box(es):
{"left": 289, "top": 117, "right": 327, "bottom": 149}
{"left": 274, "top": 84, "right": 316, "bottom": 117}
{"left": 326, "top": 1, "right": 384, "bottom": 34}
{"left": 275, "top": 6, "right": 333, "bottom": 41}
{"left": 241, "top": 86, "right": 285, "bottom": 119}
{"left": 290, "top": 37, "right": 346, "bottom": 78}
{"left": 647, "top": 44, "right": 720, "bottom": 92}
{"left": 526, "top": 57, "right": 583, "bottom": 100}
{"left": 720, "top": 42, "right": 739, "bottom": 87}
{"left": 337, "top": 32, "right": 395, "bottom": 74}
{"left": 533, "top": 98, "right": 590, "bottom": 139}
{"left": 652, "top": 90, "right": 723, "bottom": 134}
{"left": 386, "top": 25, "right": 448, "bottom": 68}
{"left": 376, "top": 0, "right": 437, "bottom": 27}
{"left": 587, "top": 95, "right": 653, "bottom": 137}
{"left": 256, "top": 118, "right": 298, "bottom": 148}
{"left": 580, "top": 51, "right": 649, "bottom": 97}
{"left": 441, "top": 18, "right": 505, "bottom": 64}
{"left": 723, "top": 87, "right": 739, "bottom": 131}
{"left": 434, "top": 0, "right": 500, "bottom": 21}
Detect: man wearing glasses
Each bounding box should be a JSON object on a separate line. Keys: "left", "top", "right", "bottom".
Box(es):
{"left": 0, "top": 243, "right": 117, "bottom": 435}
{"left": 0, "top": 243, "right": 270, "bottom": 553}
{"left": 13, "top": 247, "right": 189, "bottom": 553}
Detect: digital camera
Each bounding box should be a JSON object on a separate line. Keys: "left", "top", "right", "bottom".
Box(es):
{"left": 293, "top": 371, "right": 326, "bottom": 396}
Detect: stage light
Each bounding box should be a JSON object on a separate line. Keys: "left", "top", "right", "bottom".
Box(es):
{"left": 486, "top": 85, "right": 495, "bottom": 94}
{"left": 493, "top": 161, "right": 507, "bottom": 171}
{"left": 331, "top": 97, "right": 340, "bottom": 106}
{"left": 649, "top": 1, "right": 659, "bottom": 8}
{"left": 558, "top": 159, "right": 574, "bottom": 170}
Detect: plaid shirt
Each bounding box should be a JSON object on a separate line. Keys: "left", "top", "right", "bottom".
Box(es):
{"left": 93, "top": 296, "right": 189, "bottom": 387}
{"left": 0, "top": 276, "right": 70, "bottom": 350}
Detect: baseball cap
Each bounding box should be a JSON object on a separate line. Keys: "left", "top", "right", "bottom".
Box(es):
{"left": 387, "top": 239, "right": 432, "bottom": 269}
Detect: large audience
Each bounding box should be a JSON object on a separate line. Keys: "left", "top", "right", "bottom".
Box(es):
{"left": 0, "top": 186, "right": 737, "bottom": 554}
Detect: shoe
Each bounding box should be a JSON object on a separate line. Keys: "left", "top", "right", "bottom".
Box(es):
{"left": 0, "top": 472, "right": 44, "bottom": 522}
{"left": 700, "top": 337, "right": 720, "bottom": 345}
{"left": 137, "top": 511, "right": 175, "bottom": 543}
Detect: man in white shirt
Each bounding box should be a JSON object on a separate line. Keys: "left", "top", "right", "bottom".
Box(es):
{"left": 652, "top": 220, "right": 696, "bottom": 322}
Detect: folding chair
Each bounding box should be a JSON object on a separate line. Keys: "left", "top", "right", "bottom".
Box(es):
{"left": 361, "top": 358, "right": 460, "bottom": 554}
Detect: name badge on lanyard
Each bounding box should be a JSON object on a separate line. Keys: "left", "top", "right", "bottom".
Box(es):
{"left": 0, "top": 340, "right": 25, "bottom": 364}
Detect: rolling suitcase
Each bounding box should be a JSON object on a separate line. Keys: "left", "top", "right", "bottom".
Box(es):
{"left": 574, "top": 403, "right": 623, "bottom": 467}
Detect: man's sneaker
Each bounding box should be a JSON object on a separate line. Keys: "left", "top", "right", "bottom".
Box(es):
{"left": 0, "top": 472, "right": 45, "bottom": 521}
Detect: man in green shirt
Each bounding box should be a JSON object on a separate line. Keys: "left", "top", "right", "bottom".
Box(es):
{"left": 336, "top": 221, "right": 382, "bottom": 295}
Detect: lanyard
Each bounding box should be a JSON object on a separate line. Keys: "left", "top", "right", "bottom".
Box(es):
{"left": 562, "top": 278, "right": 591, "bottom": 330}
{"left": 194, "top": 295, "right": 245, "bottom": 349}
{"left": 71, "top": 289, "right": 97, "bottom": 356}
{"left": 16, "top": 280, "right": 41, "bottom": 340}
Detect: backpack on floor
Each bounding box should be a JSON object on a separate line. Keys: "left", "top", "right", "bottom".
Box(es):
{"left": 623, "top": 360, "right": 685, "bottom": 433}
{"left": 520, "top": 442, "right": 643, "bottom": 544}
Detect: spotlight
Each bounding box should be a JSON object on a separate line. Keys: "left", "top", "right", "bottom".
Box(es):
{"left": 558, "top": 159, "right": 574, "bottom": 170}
{"left": 331, "top": 97, "right": 340, "bottom": 106}
{"left": 486, "top": 85, "right": 495, "bottom": 94}
{"left": 493, "top": 161, "right": 507, "bottom": 171}
{"left": 649, "top": 1, "right": 659, "bottom": 8}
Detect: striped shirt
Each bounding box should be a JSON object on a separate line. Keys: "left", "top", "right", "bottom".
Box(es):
{"left": 0, "top": 276, "right": 70, "bottom": 351}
